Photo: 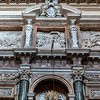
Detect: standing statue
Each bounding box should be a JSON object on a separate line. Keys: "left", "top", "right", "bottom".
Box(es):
{"left": 69, "top": 19, "right": 79, "bottom": 48}
{"left": 24, "top": 19, "right": 33, "bottom": 48}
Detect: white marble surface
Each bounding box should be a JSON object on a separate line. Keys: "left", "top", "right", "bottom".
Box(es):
{"left": 81, "top": 31, "right": 100, "bottom": 49}
{"left": 0, "top": 31, "right": 22, "bottom": 49}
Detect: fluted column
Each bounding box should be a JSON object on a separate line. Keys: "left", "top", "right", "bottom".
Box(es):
{"left": 69, "top": 19, "right": 79, "bottom": 48}
{"left": 18, "top": 70, "right": 30, "bottom": 100}
{"left": 24, "top": 19, "right": 33, "bottom": 48}
{"left": 72, "top": 66, "right": 84, "bottom": 100}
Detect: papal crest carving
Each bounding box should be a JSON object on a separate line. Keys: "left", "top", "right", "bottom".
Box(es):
{"left": 40, "top": 3, "right": 62, "bottom": 17}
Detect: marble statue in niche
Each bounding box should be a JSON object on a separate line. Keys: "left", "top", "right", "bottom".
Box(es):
{"left": 36, "top": 31, "right": 66, "bottom": 49}
{"left": 0, "top": 31, "right": 21, "bottom": 49}
{"left": 24, "top": 19, "right": 33, "bottom": 48}
{"left": 81, "top": 31, "right": 100, "bottom": 49}
{"left": 69, "top": 19, "right": 79, "bottom": 48}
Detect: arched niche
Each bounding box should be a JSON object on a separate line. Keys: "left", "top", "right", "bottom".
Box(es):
{"left": 29, "top": 75, "right": 73, "bottom": 99}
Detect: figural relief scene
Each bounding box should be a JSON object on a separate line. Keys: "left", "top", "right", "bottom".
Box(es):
{"left": 36, "top": 31, "right": 66, "bottom": 49}
{"left": 81, "top": 31, "right": 100, "bottom": 49}
{"left": 0, "top": 31, "right": 21, "bottom": 49}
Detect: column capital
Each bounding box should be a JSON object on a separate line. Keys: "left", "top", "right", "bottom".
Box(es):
{"left": 19, "top": 64, "right": 31, "bottom": 81}
{"left": 71, "top": 66, "right": 84, "bottom": 81}
{"left": 19, "top": 69, "right": 31, "bottom": 81}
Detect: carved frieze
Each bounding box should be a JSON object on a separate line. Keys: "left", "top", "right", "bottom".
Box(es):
{"left": 84, "top": 73, "right": 100, "bottom": 82}
{"left": 84, "top": 65, "right": 100, "bottom": 69}
{"left": 81, "top": 31, "right": 100, "bottom": 49}
{"left": 0, "top": 31, "right": 21, "bottom": 49}
{"left": 0, "top": 88, "right": 13, "bottom": 97}
{"left": 91, "top": 90, "right": 100, "bottom": 98}
{"left": 31, "top": 63, "right": 69, "bottom": 68}
{"left": 37, "top": 31, "right": 66, "bottom": 49}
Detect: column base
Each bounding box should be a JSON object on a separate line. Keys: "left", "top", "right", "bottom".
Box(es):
{"left": 68, "top": 94, "right": 75, "bottom": 100}
{"left": 27, "top": 93, "right": 35, "bottom": 100}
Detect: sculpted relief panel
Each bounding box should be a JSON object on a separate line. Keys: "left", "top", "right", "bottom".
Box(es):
{"left": 37, "top": 31, "right": 66, "bottom": 49}
{"left": 81, "top": 31, "right": 100, "bottom": 49}
{"left": 0, "top": 88, "right": 13, "bottom": 97}
{"left": 0, "top": 31, "right": 21, "bottom": 49}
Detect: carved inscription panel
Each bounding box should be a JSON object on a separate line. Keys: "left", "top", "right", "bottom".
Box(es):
{"left": 0, "top": 31, "right": 21, "bottom": 49}
{"left": 37, "top": 31, "right": 66, "bottom": 49}
{"left": 81, "top": 31, "right": 100, "bottom": 49}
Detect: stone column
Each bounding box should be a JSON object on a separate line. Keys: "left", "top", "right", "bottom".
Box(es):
{"left": 72, "top": 66, "right": 84, "bottom": 100}
{"left": 18, "top": 70, "right": 30, "bottom": 100}
{"left": 69, "top": 19, "right": 79, "bottom": 48}
{"left": 24, "top": 19, "right": 33, "bottom": 48}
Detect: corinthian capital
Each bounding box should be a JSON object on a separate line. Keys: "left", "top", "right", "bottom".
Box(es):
{"left": 19, "top": 70, "right": 31, "bottom": 80}
{"left": 71, "top": 66, "right": 84, "bottom": 81}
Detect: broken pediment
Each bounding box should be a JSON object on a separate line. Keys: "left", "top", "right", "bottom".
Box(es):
{"left": 22, "top": 2, "right": 81, "bottom": 21}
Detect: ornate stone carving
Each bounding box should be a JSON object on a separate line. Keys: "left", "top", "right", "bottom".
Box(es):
{"left": 40, "top": 1, "right": 62, "bottom": 18}
{"left": 71, "top": 66, "right": 84, "bottom": 81}
{"left": 37, "top": 90, "right": 64, "bottom": 100}
{"left": 0, "top": 88, "right": 13, "bottom": 97}
{"left": 84, "top": 73, "right": 100, "bottom": 82}
{"left": 69, "top": 19, "right": 79, "bottom": 48}
{"left": 0, "top": 73, "right": 19, "bottom": 81}
{"left": 0, "top": 31, "right": 21, "bottom": 48}
{"left": 0, "top": 70, "right": 31, "bottom": 81}
{"left": 46, "top": 0, "right": 58, "bottom": 4}
{"left": 91, "top": 90, "right": 100, "bottom": 97}
{"left": 37, "top": 31, "right": 65, "bottom": 49}
{"left": 19, "top": 70, "right": 31, "bottom": 80}
{"left": 24, "top": 19, "right": 33, "bottom": 48}
{"left": 81, "top": 31, "right": 100, "bottom": 49}
{"left": 31, "top": 63, "right": 69, "bottom": 68}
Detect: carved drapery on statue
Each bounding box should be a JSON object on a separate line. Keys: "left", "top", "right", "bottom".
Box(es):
{"left": 36, "top": 31, "right": 66, "bottom": 49}
{"left": 69, "top": 19, "right": 79, "bottom": 48}
{"left": 24, "top": 19, "right": 33, "bottom": 48}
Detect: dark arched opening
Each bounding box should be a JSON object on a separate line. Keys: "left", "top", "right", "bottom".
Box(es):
{"left": 34, "top": 79, "right": 69, "bottom": 100}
